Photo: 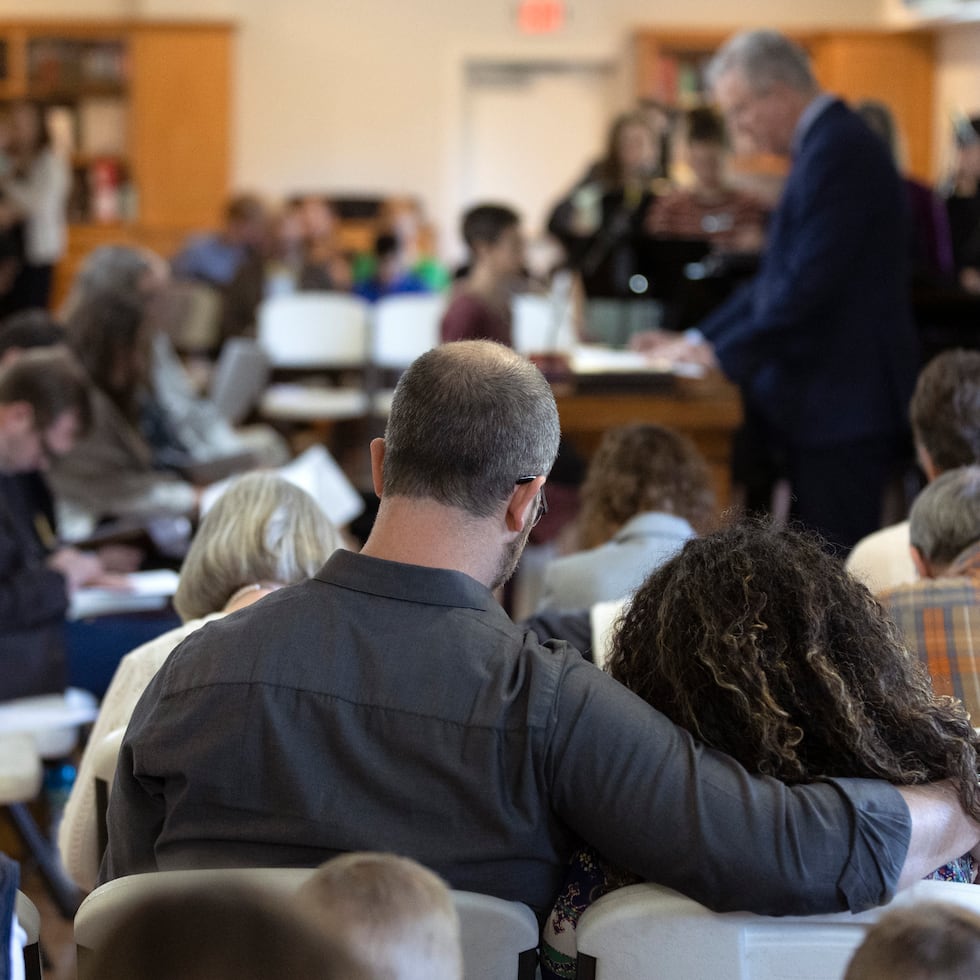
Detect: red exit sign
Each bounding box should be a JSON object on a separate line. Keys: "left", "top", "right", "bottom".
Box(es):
{"left": 517, "top": 0, "right": 566, "bottom": 34}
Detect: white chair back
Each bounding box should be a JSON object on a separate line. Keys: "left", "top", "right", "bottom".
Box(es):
{"left": 208, "top": 338, "right": 271, "bottom": 424}
{"left": 0, "top": 689, "right": 98, "bottom": 760}
{"left": 372, "top": 293, "right": 445, "bottom": 370}
{"left": 575, "top": 880, "right": 980, "bottom": 980}
{"left": 512, "top": 291, "right": 575, "bottom": 356}
{"left": 257, "top": 292, "right": 370, "bottom": 369}
{"left": 75, "top": 868, "right": 539, "bottom": 980}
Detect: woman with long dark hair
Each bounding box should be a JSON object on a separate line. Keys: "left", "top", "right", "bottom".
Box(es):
{"left": 542, "top": 522, "right": 980, "bottom": 980}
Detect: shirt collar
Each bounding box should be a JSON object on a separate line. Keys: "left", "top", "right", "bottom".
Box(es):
{"left": 948, "top": 539, "right": 980, "bottom": 579}
{"left": 791, "top": 92, "right": 836, "bottom": 158}
{"left": 314, "top": 547, "right": 499, "bottom": 612}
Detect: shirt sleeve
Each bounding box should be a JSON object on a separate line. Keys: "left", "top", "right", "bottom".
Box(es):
{"left": 546, "top": 657, "right": 910, "bottom": 915}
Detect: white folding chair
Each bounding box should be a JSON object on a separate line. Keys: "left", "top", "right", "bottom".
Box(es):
{"left": 0, "top": 690, "right": 98, "bottom": 918}
{"left": 370, "top": 292, "right": 445, "bottom": 415}
{"left": 257, "top": 292, "right": 372, "bottom": 422}
{"left": 575, "top": 879, "right": 980, "bottom": 980}
{"left": 75, "top": 868, "right": 539, "bottom": 980}
{"left": 512, "top": 291, "right": 576, "bottom": 356}
{"left": 208, "top": 338, "right": 271, "bottom": 425}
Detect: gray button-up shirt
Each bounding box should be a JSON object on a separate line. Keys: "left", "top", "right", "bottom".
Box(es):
{"left": 103, "top": 549, "right": 910, "bottom": 915}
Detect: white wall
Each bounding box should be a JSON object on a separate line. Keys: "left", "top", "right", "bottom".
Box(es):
{"left": 1, "top": 0, "right": 946, "bottom": 254}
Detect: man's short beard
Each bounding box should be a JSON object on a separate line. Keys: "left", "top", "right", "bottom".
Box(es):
{"left": 490, "top": 521, "right": 534, "bottom": 593}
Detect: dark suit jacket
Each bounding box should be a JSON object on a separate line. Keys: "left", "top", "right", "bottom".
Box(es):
{"left": 698, "top": 99, "right": 917, "bottom": 450}
{"left": 0, "top": 474, "right": 68, "bottom": 700}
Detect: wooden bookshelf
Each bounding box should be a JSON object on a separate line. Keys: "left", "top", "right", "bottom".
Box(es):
{"left": 0, "top": 19, "right": 234, "bottom": 304}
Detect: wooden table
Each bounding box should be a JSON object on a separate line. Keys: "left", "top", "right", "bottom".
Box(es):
{"left": 553, "top": 373, "right": 744, "bottom": 507}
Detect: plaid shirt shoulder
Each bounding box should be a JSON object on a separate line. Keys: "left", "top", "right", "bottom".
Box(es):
{"left": 880, "top": 546, "right": 980, "bottom": 719}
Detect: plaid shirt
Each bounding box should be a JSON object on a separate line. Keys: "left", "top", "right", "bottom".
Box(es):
{"left": 880, "top": 540, "right": 980, "bottom": 720}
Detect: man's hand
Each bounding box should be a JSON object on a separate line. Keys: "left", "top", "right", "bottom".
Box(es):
{"left": 631, "top": 329, "right": 719, "bottom": 372}
{"left": 630, "top": 329, "right": 680, "bottom": 354}
{"left": 47, "top": 548, "right": 108, "bottom": 592}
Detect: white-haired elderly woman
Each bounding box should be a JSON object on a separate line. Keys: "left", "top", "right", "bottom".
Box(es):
{"left": 58, "top": 471, "right": 343, "bottom": 891}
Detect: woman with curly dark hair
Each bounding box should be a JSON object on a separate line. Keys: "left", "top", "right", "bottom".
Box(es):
{"left": 541, "top": 522, "right": 980, "bottom": 980}
{"left": 536, "top": 423, "right": 716, "bottom": 611}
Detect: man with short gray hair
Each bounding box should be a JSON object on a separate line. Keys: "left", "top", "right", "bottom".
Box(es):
{"left": 643, "top": 30, "right": 917, "bottom": 552}
{"left": 105, "top": 341, "right": 980, "bottom": 920}
{"left": 880, "top": 466, "right": 980, "bottom": 719}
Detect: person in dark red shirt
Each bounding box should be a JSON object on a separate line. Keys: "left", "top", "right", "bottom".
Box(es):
{"left": 440, "top": 204, "right": 525, "bottom": 347}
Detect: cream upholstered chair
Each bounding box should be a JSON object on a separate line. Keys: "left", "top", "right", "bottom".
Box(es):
{"left": 75, "top": 868, "right": 539, "bottom": 980}
{"left": 257, "top": 292, "right": 372, "bottom": 423}
{"left": 574, "top": 879, "right": 980, "bottom": 980}
{"left": 14, "top": 890, "right": 41, "bottom": 980}
{"left": 89, "top": 727, "right": 126, "bottom": 864}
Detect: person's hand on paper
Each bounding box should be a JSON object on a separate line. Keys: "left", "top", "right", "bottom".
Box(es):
{"left": 46, "top": 547, "right": 107, "bottom": 592}
{"left": 631, "top": 328, "right": 720, "bottom": 373}
{"left": 658, "top": 335, "right": 720, "bottom": 372}
{"left": 629, "top": 329, "right": 680, "bottom": 354}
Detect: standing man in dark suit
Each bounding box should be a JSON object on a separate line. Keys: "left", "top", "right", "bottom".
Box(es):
{"left": 643, "top": 30, "right": 917, "bottom": 552}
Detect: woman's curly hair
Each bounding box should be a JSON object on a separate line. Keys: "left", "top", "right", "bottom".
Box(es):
{"left": 607, "top": 521, "right": 980, "bottom": 819}
{"left": 575, "top": 423, "right": 717, "bottom": 550}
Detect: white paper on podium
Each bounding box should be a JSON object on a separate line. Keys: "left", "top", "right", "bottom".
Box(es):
{"left": 571, "top": 344, "right": 706, "bottom": 378}
{"left": 69, "top": 569, "right": 181, "bottom": 621}
{"left": 198, "top": 446, "right": 365, "bottom": 529}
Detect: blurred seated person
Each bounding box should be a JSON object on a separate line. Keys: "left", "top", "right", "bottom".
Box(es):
{"left": 440, "top": 203, "right": 525, "bottom": 346}
{"left": 0, "top": 309, "right": 142, "bottom": 569}
{"left": 221, "top": 196, "right": 353, "bottom": 341}
{"left": 376, "top": 198, "right": 451, "bottom": 292}
{"left": 856, "top": 100, "right": 954, "bottom": 288}
{"left": 0, "top": 347, "right": 103, "bottom": 701}
{"left": 536, "top": 423, "right": 715, "bottom": 611}
{"left": 290, "top": 195, "right": 353, "bottom": 291}
{"left": 59, "top": 471, "right": 343, "bottom": 891}
{"left": 942, "top": 114, "right": 980, "bottom": 294}
{"left": 878, "top": 467, "right": 980, "bottom": 720}
{"left": 845, "top": 902, "right": 980, "bottom": 980}
{"left": 542, "top": 522, "right": 980, "bottom": 979}
{"left": 84, "top": 881, "right": 370, "bottom": 980}
{"left": 59, "top": 245, "right": 286, "bottom": 529}
{"left": 353, "top": 232, "right": 430, "bottom": 302}
{"left": 170, "top": 193, "right": 269, "bottom": 289}
{"left": 848, "top": 349, "right": 980, "bottom": 592}
{"left": 646, "top": 107, "right": 768, "bottom": 252}
{"left": 295, "top": 852, "right": 462, "bottom": 980}
{"left": 48, "top": 288, "right": 203, "bottom": 528}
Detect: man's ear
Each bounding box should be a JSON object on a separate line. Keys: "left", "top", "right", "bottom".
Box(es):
{"left": 504, "top": 475, "right": 544, "bottom": 533}
{"left": 910, "top": 545, "right": 934, "bottom": 580}
{"left": 369, "top": 438, "right": 385, "bottom": 498}
{"left": 916, "top": 443, "right": 940, "bottom": 483}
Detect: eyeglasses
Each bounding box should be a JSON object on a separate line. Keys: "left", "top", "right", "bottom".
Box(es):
{"left": 515, "top": 475, "right": 548, "bottom": 529}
